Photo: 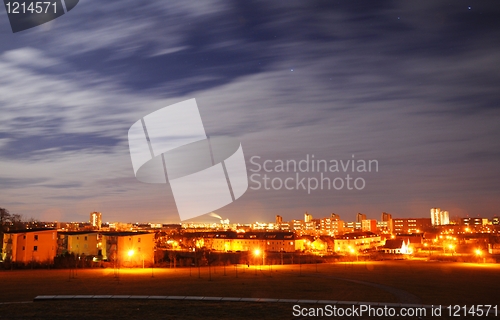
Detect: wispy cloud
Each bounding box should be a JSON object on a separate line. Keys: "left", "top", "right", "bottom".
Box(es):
{"left": 1, "top": 1, "right": 499, "bottom": 222}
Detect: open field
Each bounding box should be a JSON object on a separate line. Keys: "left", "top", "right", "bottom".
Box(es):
{"left": 0, "top": 261, "right": 499, "bottom": 319}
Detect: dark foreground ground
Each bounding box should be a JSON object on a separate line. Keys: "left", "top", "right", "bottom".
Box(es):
{"left": 0, "top": 261, "right": 498, "bottom": 319}
{"left": 3, "top": 300, "right": 498, "bottom": 320}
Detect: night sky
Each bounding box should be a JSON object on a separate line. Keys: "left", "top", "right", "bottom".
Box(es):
{"left": 1, "top": 1, "right": 499, "bottom": 224}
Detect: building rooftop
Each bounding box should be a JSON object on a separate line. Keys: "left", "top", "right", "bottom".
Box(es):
{"left": 4, "top": 228, "right": 56, "bottom": 234}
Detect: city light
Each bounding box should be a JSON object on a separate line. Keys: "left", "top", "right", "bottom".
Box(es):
{"left": 128, "top": 249, "right": 134, "bottom": 257}
{"left": 475, "top": 249, "right": 482, "bottom": 256}
{"left": 254, "top": 249, "right": 261, "bottom": 256}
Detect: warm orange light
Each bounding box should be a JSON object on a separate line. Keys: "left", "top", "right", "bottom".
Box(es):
{"left": 128, "top": 249, "right": 134, "bottom": 257}
{"left": 254, "top": 249, "right": 261, "bottom": 256}
{"left": 475, "top": 249, "right": 482, "bottom": 256}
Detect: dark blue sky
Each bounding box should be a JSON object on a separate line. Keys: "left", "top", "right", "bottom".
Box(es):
{"left": 1, "top": 1, "right": 499, "bottom": 223}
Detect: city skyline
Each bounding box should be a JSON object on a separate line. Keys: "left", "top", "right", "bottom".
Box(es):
{"left": 1, "top": 2, "right": 500, "bottom": 224}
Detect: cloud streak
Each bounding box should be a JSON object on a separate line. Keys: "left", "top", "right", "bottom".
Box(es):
{"left": 1, "top": 1, "right": 499, "bottom": 223}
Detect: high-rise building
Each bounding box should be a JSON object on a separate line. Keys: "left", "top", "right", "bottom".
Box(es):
{"left": 304, "top": 212, "right": 313, "bottom": 223}
{"left": 381, "top": 212, "right": 394, "bottom": 233}
{"left": 382, "top": 212, "right": 392, "bottom": 221}
{"left": 356, "top": 213, "right": 367, "bottom": 223}
{"left": 275, "top": 215, "right": 283, "bottom": 224}
{"left": 430, "top": 208, "right": 450, "bottom": 226}
{"left": 90, "top": 211, "right": 102, "bottom": 230}
{"left": 361, "top": 219, "right": 377, "bottom": 233}
{"left": 320, "top": 214, "right": 344, "bottom": 236}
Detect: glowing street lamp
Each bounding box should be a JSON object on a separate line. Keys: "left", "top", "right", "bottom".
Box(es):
{"left": 448, "top": 244, "right": 455, "bottom": 256}
{"left": 128, "top": 249, "right": 134, "bottom": 257}
{"left": 475, "top": 249, "right": 482, "bottom": 256}
{"left": 348, "top": 246, "right": 358, "bottom": 261}
{"left": 253, "top": 249, "right": 261, "bottom": 274}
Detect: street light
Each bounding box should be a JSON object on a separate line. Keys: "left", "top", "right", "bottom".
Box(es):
{"left": 448, "top": 244, "right": 455, "bottom": 256}
{"left": 254, "top": 249, "right": 261, "bottom": 274}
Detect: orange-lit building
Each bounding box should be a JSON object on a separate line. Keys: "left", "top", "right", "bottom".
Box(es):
{"left": 319, "top": 213, "right": 344, "bottom": 236}
{"left": 90, "top": 211, "right": 102, "bottom": 230}
{"left": 2, "top": 228, "right": 57, "bottom": 263}
{"left": 361, "top": 219, "right": 377, "bottom": 233}
{"left": 393, "top": 218, "right": 432, "bottom": 234}
{"left": 58, "top": 231, "right": 101, "bottom": 256}
{"left": 334, "top": 232, "right": 381, "bottom": 253}
{"left": 430, "top": 208, "right": 450, "bottom": 226}
{"left": 201, "top": 231, "right": 303, "bottom": 253}
{"left": 102, "top": 232, "right": 155, "bottom": 267}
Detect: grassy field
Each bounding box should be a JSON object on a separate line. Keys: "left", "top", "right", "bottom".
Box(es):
{"left": 0, "top": 261, "right": 498, "bottom": 319}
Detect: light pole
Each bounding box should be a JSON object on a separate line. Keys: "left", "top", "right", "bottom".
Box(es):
{"left": 151, "top": 249, "right": 155, "bottom": 278}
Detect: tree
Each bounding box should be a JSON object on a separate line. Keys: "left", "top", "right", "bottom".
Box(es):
{"left": 0, "top": 207, "right": 11, "bottom": 256}
{"left": 0, "top": 208, "right": 24, "bottom": 232}
{"left": 0, "top": 207, "right": 10, "bottom": 230}
{"left": 1, "top": 208, "right": 26, "bottom": 253}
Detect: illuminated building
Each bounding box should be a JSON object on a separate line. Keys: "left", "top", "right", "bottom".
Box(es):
{"left": 344, "top": 221, "right": 362, "bottom": 232}
{"left": 430, "top": 208, "right": 450, "bottom": 226}
{"left": 58, "top": 231, "right": 101, "bottom": 256}
{"left": 381, "top": 239, "right": 412, "bottom": 254}
{"left": 380, "top": 212, "right": 394, "bottom": 233}
{"left": 393, "top": 218, "right": 432, "bottom": 234}
{"left": 90, "top": 211, "right": 102, "bottom": 230}
{"left": 319, "top": 213, "right": 344, "bottom": 236}
{"left": 334, "top": 232, "right": 381, "bottom": 253}
{"left": 461, "top": 217, "right": 484, "bottom": 226}
{"left": 2, "top": 228, "right": 57, "bottom": 263}
{"left": 356, "top": 213, "right": 367, "bottom": 223}
{"left": 102, "top": 232, "right": 155, "bottom": 267}
{"left": 304, "top": 212, "right": 313, "bottom": 223}
{"left": 275, "top": 215, "right": 283, "bottom": 224}
{"left": 206, "top": 231, "right": 302, "bottom": 253}
{"left": 492, "top": 217, "right": 499, "bottom": 225}
{"left": 361, "top": 219, "right": 377, "bottom": 233}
